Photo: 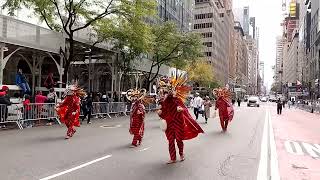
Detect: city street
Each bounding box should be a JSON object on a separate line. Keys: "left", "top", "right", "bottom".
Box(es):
{"left": 0, "top": 105, "right": 267, "bottom": 180}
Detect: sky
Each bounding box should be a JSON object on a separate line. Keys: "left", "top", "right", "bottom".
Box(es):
{"left": 233, "top": 0, "right": 284, "bottom": 90}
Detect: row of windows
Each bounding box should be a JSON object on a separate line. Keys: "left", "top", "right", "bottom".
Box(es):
{"left": 201, "top": 32, "right": 213, "bottom": 38}
{"left": 195, "top": 0, "right": 210, "bottom": 4}
{"left": 194, "top": 23, "right": 213, "bottom": 29}
{"left": 194, "top": 13, "right": 213, "bottom": 20}
{"left": 203, "top": 42, "right": 213, "bottom": 47}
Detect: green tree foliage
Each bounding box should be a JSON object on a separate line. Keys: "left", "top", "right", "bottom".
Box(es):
{"left": 2, "top": 0, "right": 155, "bottom": 79}
{"left": 145, "top": 22, "right": 202, "bottom": 86}
{"left": 95, "top": 0, "right": 156, "bottom": 72}
{"left": 186, "top": 61, "right": 215, "bottom": 87}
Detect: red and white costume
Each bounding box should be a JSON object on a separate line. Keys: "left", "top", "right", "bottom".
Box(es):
{"left": 158, "top": 75, "right": 204, "bottom": 163}
{"left": 56, "top": 85, "right": 85, "bottom": 139}
{"left": 214, "top": 88, "right": 234, "bottom": 132}
{"left": 129, "top": 100, "right": 145, "bottom": 146}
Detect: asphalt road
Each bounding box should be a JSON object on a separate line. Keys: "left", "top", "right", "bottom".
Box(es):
{"left": 0, "top": 104, "right": 268, "bottom": 180}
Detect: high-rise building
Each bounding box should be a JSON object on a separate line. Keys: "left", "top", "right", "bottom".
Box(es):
{"left": 243, "top": 6, "right": 250, "bottom": 36}
{"left": 157, "top": 0, "right": 193, "bottom": 32}
{"left": 234, "top": 21, "right": 248, "bottom": 92}
{"left": 192, "top": 0, "right": 234, "bottom": 85}
{"left": 275, "top": 37, "right": 285, "bottom": 85}
{"left": 310, "top": 0, "right": 320, "bottom": 98}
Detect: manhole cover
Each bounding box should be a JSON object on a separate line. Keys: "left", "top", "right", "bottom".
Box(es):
{"left": 100, "top": 124, "right": 122, "bottom": 128}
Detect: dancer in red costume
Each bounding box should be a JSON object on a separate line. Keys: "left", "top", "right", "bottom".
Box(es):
{"left": 127, "top": 89, "right": 147, "bottom": 147}
{"left": 214, "top": 88, "right": 234, "bottom": 132}
{"left": 56, "top": 84, "right": 86, "bottom": 139}
{"left": 158, "top": 75, "right": 204, "bottom": 164}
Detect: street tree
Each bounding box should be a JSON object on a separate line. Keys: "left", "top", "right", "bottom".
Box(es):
{"left": 186, "top": 60, "right": 215, "bottom": 87}
{"left": 95, "top": 0, "right": 156, "bottom": 73}
{"left": 145, "top": 22, "right": 202, "bottom": 87}
{"left": 2, "top": 0, "right": 155, "bottom": 80}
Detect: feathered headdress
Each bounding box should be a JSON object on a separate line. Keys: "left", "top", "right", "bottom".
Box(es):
{"left": 126, "top": 88, "right": 155, "bottom": 105}
{"left": 213, "top": 87, "right": 231, "bottom": 100}
{"left": 63, "top": 81, "right": 86, "bottom": 98}
{"left": 158, "top": 73, "right": 192, "bottom": 102}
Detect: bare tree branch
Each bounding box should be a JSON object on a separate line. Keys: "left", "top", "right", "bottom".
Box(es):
{"left": 40, "top": 10, "right": 54, "bottom": 30}
{"left": 72, "top": 0, "right": 116, "bottom": 32}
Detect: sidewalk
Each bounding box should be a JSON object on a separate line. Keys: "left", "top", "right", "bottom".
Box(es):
{"left": 270, "top": 107, "right": 320, "bottom": 180}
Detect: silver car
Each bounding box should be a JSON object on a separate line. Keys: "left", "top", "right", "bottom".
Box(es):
{"left": 247, "top": 96, "right": 260, "bottom": 107}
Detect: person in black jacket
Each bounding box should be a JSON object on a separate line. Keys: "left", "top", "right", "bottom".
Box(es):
{"left": 81, "top": 93, "right": 93, "bottom": 124}
{"left": 277, "top": 98, "right": 283, "bottom": 115}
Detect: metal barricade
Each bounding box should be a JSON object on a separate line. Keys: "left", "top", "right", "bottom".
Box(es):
{"left": 91, "top": 102, "right": 111, "bottom": 118}
{"left": 21, "top": 103, "right": 60, "bottom": 128}
{"left": 108, "top": 102, "right": 127, "bottom": 116}
{"left": 0, "top": 104, "right": 23, "bottom": 129}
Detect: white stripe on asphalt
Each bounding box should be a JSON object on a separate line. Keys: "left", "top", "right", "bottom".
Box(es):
{"left": 138, "top": 147, "right": 151, "bottom": 152}
{"left": 256, "top": 111, "right": 268, "bottom": 180}
{"left": 268, "top": 110, "right": 280, "bottom": 180}
{"left": 39, "top": 154, "right": 112, "bottom": 180}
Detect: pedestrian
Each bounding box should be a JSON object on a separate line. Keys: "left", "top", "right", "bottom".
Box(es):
{"left": 15, "top": 68, "right": 31, "bottom": 96}
{"left": 81, "top": 93, "right": 93, "bottom": 124}
{"left": 288, "top": 100, "right": 292, "bottom": 109}
{"left": 203, "top": 96, "right": 212, "bottom": 124}
{"left": 44, "top": 72, "right": 56, "bottom": 90}
{"left": 0, "top": 86, "right": 12, "bottom": 124}
{"left": 56, "top": 83, "right": 86, "bottom": 139}
{"left": 46, "top": 88, "right": 57, "bottom": 103}
{"left": 22, "top": 94, "right": 33, "bottom": 128}
{"left": 237, "top": 98, "right": 241, "bottom": 107}
{"left": 282, "top": 100, "right": 286, "bottom": 108}
{"left": 157, "top": 76, "right": 204, "bottom": 164}
{"left": 193, "top": 93, "right": 203, "bottom": 120}
{"left": 232, "top": 99, "right": 236, "bottom": 105}
{"left": 214, "top": 88, "right": 234, "bottom": 132}
{"left": 127, "top": 89, "right": 146, "bottom": 147}
{"left": 277, "top": 98, "right": 283, "bottom": 115}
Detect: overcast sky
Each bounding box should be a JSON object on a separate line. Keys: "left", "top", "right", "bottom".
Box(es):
{"left": 233, "top": 0, "right": 284, "bottom": 90}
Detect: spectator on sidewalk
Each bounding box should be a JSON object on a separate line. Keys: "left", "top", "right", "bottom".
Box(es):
{"left": 237, "top": 98, "right": 241, "bottom": 107}
{"left": 82, "top": 93, "right": 93, "bottom": 124}
{"left": 0, "top": 86, "right": 12, "bottom": 125}
{"left": 44, "top": 72, "right": 56, "bottom": 90}
{"left": 193, "top": 93, "right": 203, "bottom": 120}
{"left": 46, "top": 88, "right": 57, "bottom": 103}
{"left": 16, "top": 68, "right": 31, "bottom": 96}
{"left": 203, "top": 96, "right": 212, "bottom": 124}
{"left": 277, "top": 98, "right": 283, "bottom": 115}
{"left": 23, "top": 95, "right": 33, "bottom": 128}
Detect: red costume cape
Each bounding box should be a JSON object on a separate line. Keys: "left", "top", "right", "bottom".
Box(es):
{"left": 160, "top": 95, "right": 204, "bottom": 140}
{"left": 56, "top": 95, "right": 81, "bottom": 127}
{"left": 216, "top": 97, "right": 234, "bottom": 122}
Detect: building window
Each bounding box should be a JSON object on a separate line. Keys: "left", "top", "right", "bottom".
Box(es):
{"left": 194, "top": 13, "right": 213, "bottom": 20}
{"left": 194, "top": 23, "right": 213, "bottom": 29}
{"left": 205, "top": 52, "right": 212, "bottom": 57}
{"left": 203, "top": 42, "right": 213, "bottom": 47}
{"left": 201, "top": 32, "right": 213, "bottom": 38}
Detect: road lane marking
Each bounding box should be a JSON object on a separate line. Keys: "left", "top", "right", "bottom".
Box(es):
{"left": 138, "top": 147, "right": 151, "bottom": 152}
{"left": 284, "top": 140, "right": 320, "bottom": 158}
{"left": 257, "top": 111, "right": 268, "bottom": 180}
{"left": 284, "top": 140, "right": 304, "bottom": 155}
{"left": 39, "top": 154, "right": 112, "bottom": 180}
{"left": 268, "top": 110, "right": 280, "bottom": 180}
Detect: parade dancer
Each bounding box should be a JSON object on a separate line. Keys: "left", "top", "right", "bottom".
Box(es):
{"left": 158, "top": 75, "right": 204, "bottom": 164}
{"left": 126, "top": 89, "right": 148, "bottom": 147}
{"left": 56, "top": 83, "right": 86, "bottom": 139}
{"left": 214, "top": 88, "right": 234, "bottom": 132}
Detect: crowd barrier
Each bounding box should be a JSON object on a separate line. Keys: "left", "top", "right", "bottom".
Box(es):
{"left": 0, "top": 101, "right": 188, "bottom": 130}
{"left": 297, "top": 103, "right": 320, "bottom": 114}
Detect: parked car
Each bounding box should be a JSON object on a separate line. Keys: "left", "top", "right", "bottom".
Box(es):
{"left": 247, "top": 96, "right": 260, "bottom": 107}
